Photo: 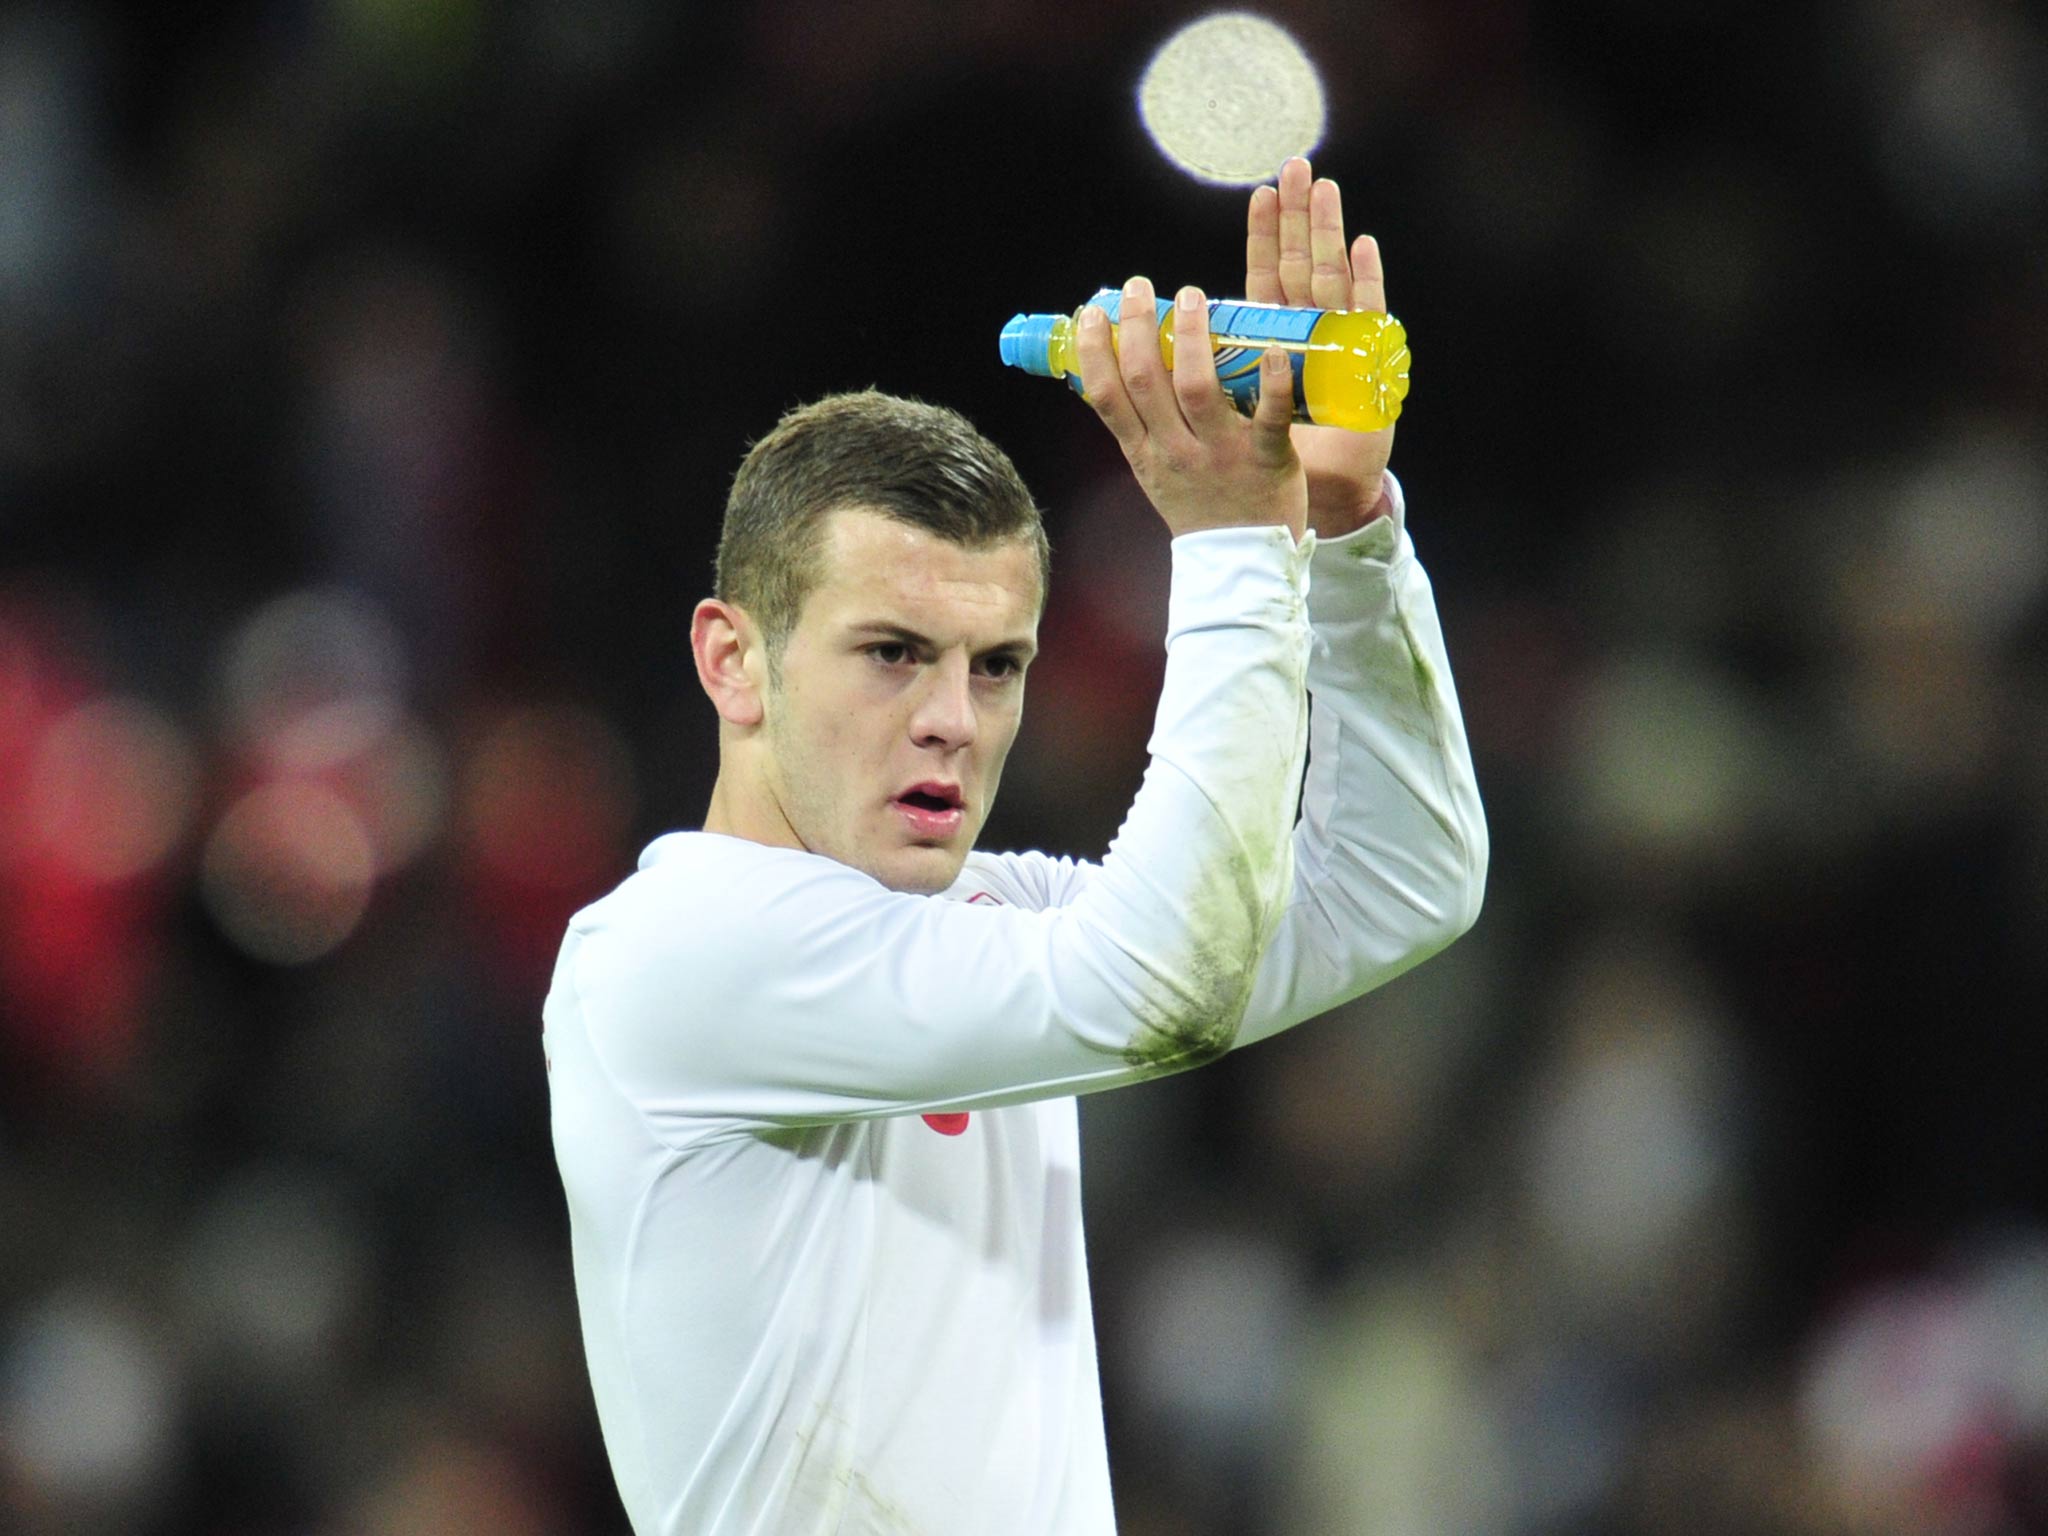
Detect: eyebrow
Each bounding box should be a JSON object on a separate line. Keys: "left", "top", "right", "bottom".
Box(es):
{"left": 847, "top": 621, "right": 1038, "bottom": 661}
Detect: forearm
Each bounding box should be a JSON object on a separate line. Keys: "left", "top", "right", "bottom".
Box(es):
{"left": 1062, "top": 522, "right": 1315, "bottom": 1071}
{"left": 1235, "top": 477, "right": 1487, "bottom": 1047}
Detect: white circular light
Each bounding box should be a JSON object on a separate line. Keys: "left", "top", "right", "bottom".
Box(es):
{"left": 220, "top": 587, "right": 406, "bottom": 748}
{"left": 1139, "top": 13, "right": 1326, "bottom": 186}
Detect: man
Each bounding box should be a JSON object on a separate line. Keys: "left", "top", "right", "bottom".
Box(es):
{"left": 544, "top": 157, "right": 1485, "bottom": 1534}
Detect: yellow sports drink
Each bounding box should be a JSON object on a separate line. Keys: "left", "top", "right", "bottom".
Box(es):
{"left": 999, "top": 290, "right": 1410, "bottom": 432}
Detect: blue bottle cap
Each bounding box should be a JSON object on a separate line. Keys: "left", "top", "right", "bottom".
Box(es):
{"left": 999, "top": 312, "right": 1063, "bottom": 376}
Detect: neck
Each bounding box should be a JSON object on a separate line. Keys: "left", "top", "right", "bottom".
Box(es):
{"left": 702, "top": 763, "right": 801, "bottom": 851}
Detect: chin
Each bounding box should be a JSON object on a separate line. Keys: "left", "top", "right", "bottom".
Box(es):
{"left": 869, "top": 844, "right": 968, "bottom": 896}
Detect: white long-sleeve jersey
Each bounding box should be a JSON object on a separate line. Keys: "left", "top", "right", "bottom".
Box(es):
{"left": 544, "top": 477, "right": 1486, "bottom": 1535}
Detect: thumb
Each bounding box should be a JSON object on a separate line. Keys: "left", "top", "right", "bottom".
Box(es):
{"left": 1248, "top": 347, "right": 1297, "bottom": 465}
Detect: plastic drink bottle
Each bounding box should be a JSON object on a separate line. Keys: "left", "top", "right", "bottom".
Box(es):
{"left": 1000, "top": 289, "right": 1409, "bottom": 432}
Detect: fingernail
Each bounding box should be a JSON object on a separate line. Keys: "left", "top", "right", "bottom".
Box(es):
{"left": 1123, "top": 276, "right": 1147, "bottom": 297}
{"left": 1177, "top": 287, "right": 1202, "bottom": 311}
{"left": 1080, "top": 305, "right": 1106, "bottom": 329}
{"left": 1264, "top": 347, "right": 1287, "bottom": 368}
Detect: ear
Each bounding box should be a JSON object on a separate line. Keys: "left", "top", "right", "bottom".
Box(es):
{"left": 691, "top": 599, "right": 767, "bottom": 728}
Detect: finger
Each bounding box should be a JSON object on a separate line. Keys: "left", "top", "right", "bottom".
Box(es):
{"left": 1308, "top": 179, "right": 1351, "bottom": 310}
{"left": 1168, "top": 286, "right": 1231, "bottom": 434}
{"left": 1246, "top": 184, "right": 1282, "bottom": 304}
{"left": 1114, "top": 274, "right": 1190, "bottom": 442}
{"left": 1275, "top": 156, "right": 1314, "bottom": 304}
{"left": 1350, "top": 233, "right": 1387, "bottom": 314}
{"left": 1248, "top": 347, "right": 1297, "bottom": 466}
{"left": 1073, "top": 301, "right": 1145, "bottom": 452}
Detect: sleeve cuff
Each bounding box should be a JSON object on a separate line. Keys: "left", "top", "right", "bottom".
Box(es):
{"left": 1165, "top": 522, "right": 1315, "bottom": 645}
{"left": 1305, "top": 471, "right": 1417, "bottom": 627}
{"left": 1312, "top": 470, "right": 1407, "bottom": 561}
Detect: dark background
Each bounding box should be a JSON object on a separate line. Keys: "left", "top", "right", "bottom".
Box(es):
{"left": 4, "top": 1, "right": 2047, "bottom": 1532}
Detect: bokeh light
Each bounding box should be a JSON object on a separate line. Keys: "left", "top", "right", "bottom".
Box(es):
{"left": 1139, "top": 13, "right": 1325, "bottom": 186}
{"left": 0, "top": 1289, "right": 177, "bottom": 1516}
{"left": 458, "top": 702, "right": 635, "bottom": 887}
{"left": 458, "top": 702, "right": 637, "bottom": 992}
{"left": 173, "top": 1165, "right": 371, "bottom": 1387}
{"left": 219, "top": 587, "right": 407, "bottom": 749}
{"left": 22, "top": 697, "right": 198, "bottom": 883}
{"left": 199, "top": 781, "right": 378, "bottom": 965}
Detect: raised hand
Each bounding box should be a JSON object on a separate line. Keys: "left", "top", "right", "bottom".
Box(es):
{"left": 1247, "top": 156, "right": 1395, "bottom": 535}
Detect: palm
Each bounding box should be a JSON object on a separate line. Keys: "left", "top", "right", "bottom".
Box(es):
{"left": 1247, "top": 158, "right": 1397, "bottom": 535}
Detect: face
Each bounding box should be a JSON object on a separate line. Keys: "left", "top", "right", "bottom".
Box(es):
{"left": 756, "top": 508, "right": 1041, "bottom": 894}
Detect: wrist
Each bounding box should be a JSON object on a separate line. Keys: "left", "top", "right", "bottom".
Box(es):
{"left": 1307, "top": 477, "right": 1391, "bottom": 538}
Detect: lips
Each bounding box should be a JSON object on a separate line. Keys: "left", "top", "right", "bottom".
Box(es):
{"left": 896, "top": 782, "right": 962, "bottom": 812}
{"left": 891, "top": 781, "right": 965, "bottom": 841}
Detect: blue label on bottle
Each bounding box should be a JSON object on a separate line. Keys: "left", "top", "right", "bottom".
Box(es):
{"left": 1207, "top": 301, "right": 1321, "bottom": 342}
{"left": 1076, "top": 290, "right": 1314, "bottom": 417}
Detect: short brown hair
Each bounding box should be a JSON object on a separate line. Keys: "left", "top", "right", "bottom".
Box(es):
{"left": 716, "top": 390, "right": 1050, "bottom": 658}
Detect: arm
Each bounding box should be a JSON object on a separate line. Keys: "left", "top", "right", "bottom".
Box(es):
{"left": 1229, "top": 156, "right": 1485, "bottom": 1042}
{"left": 975, "top": 476, "right": 1486, "bottom": 1047}
{"left": 1235, "top": 474, "right": 1487, "bottom": 1047}
{"left": 929, "top": 169, "right": 1482, "bottom": 1058}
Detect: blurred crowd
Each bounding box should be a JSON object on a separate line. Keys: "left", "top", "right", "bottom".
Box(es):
{"left": 4, "top": 0, "right": 2046, "bottom": 1532}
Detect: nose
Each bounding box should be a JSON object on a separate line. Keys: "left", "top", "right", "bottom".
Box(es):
{"left": 908, "top": 653, "right": 977, "bottom": 752}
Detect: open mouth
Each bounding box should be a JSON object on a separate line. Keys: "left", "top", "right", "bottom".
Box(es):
{"left": 891, "top": 783, "right": 965, "bottom": 839}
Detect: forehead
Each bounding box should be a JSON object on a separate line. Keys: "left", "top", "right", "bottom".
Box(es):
{"left": 802, "top": 507, "right": 1042, "bottom": 636}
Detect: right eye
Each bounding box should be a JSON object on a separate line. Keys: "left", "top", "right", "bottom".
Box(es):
{"left": 867, "top": 642, "right": 911, "bottom": 666}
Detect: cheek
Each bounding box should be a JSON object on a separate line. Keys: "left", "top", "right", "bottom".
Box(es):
{"left": 979, "top": 701, "right": 1026, "bottom": 779}
{"left": 775, "top": 689, "right": 893, "bottom": 804}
